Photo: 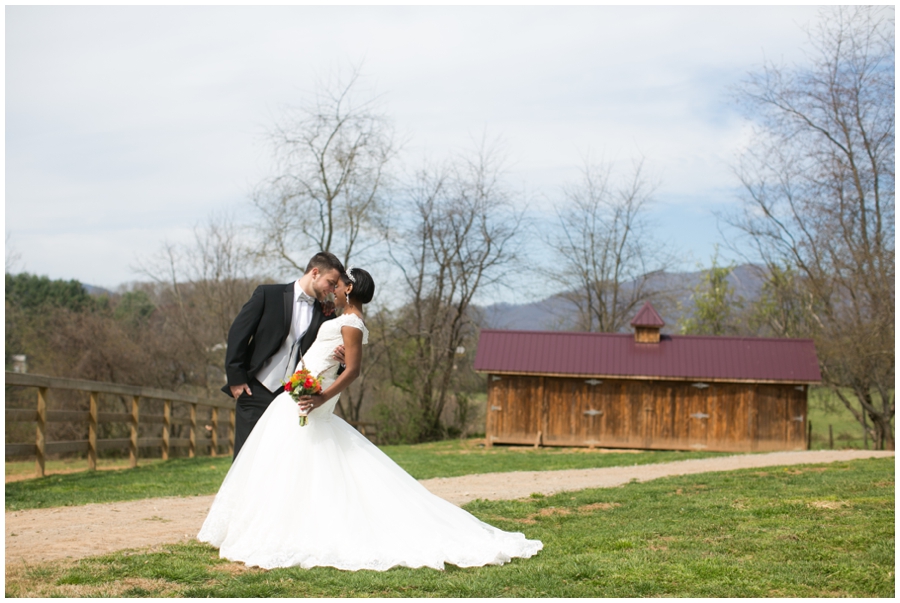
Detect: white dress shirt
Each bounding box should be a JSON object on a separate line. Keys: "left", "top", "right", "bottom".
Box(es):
{"left": 256, "top": 280, "right": 315, "bottom": 393}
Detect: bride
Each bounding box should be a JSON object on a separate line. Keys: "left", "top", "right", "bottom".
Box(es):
{"left": 198, "top": 267, "right": 542, "bottom": 571}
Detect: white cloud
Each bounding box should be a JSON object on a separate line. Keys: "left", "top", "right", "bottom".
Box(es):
{"left": 6, "top": 4, "right": 828, "bottom": 291}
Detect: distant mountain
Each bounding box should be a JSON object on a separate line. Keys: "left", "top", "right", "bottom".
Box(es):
{"left": 479, "top": 264, "right": 766, "bottom": 332}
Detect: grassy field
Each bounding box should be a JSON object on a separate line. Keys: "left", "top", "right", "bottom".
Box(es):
{"left": 807, "top": 387, "right": 880, "bottom": 449}
{"left": 5, "top": 456, "right": 166, "bottom": 480}
{"left": 379, "top": 439, "right": 727, "bottom": 479}
{"left": 5, "top": 441, "right": 724, "bottom": 511}
{"left": 5, "top": 457, "right": 893, "bottom": 598}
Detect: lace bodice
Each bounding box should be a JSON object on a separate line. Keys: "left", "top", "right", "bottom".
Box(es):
{"left": 297, "top": 312, "right": 368, "bottom": 387}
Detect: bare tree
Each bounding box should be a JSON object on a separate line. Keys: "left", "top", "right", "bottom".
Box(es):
{"left": 381, "top": 142, "right": 524, "bottom": 441}
{"left": 746, "top": 263, "right": 817, "bottom": 339}
{"left": 135, "top": 212, "right": 264, "bottom": 396}
{"left": 728, "top": 6, "right": 894, "bottom": 448}
{"left": 547, "top": 157, "right": 671, "bottom": 332}
{"left": 252, "top": 67, "right": 399, "bottom": 271}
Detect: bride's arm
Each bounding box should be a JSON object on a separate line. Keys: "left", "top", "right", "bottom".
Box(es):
{"left": 298, "top": 325, "right": 363, "bottom": 412}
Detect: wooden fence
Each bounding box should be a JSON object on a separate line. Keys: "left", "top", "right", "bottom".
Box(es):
{"left": 5, "top": 371, "right": 236, "bottom": 477}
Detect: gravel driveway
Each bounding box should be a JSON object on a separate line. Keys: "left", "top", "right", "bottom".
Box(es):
{"left": 5, "top": 449, "right": 893, "bottom": 565}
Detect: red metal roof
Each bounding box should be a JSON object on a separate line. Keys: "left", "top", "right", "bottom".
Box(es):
{"left": 630, "top": 301, "right": 666, "bottom": 328}
{"left": 474, "top": 329, "right": 821, "bottom": 383}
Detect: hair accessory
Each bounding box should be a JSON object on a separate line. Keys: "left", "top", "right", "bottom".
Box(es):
{"left": 345, "top": 266, "right": 357, "bottom": 283}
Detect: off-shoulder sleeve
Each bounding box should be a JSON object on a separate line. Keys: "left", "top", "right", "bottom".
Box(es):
{"left": 341, "top": 314, "right": 369, "bottom": 345}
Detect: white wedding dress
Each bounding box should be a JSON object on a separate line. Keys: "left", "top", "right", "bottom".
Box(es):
{"left": 198, "top": 313, "right": 542, "bottom": 571}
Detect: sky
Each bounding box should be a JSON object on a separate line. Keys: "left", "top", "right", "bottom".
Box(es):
{"left": 5, "top": 4, "right": 832, "bottom": 303}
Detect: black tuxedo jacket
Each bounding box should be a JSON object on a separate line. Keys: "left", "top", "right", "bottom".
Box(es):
{"left": 221, "top": 282, "right": 334, "bottom": 395}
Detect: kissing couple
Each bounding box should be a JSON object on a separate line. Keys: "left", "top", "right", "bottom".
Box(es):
{"left": 198, "top": 251, "right": 542, "bottom": 571}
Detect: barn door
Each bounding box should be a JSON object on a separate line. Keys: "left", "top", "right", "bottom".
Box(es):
{"left": 684, "top": 382, "right": 711, "bottom": 450}
{"left": 786, "top": 386, "right": 807, "bottom": 449}
{"left": 543, "top": 377, "right": 580, "bottom": 446}
{"left": 595, "top": 380, "right": 628, "bottom": 448}
{"left": 486, "top": 375, "right": 542, "bottom": 445}
{"left": 547, "top": 377, "right": 606, "bottom": 447}
{"left": 756, "top": 384, "right": 788, "bottom": 450}
{"left": 639, "top": 381, "right": 677, "bottom": 450}
{"left": 706, "top": 383, "right": 754, "bottom": 452}
{"left": 578, "top": 378, "right": 606, "bottom": 447}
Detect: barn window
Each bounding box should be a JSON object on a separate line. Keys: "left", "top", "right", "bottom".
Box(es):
{"left": 585, "top": 379, "right": 602, "bottom": 386}
{"left": 691, "top": 382, "right": 709, "bottom": 389}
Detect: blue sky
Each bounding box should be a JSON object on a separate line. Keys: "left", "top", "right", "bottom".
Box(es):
{"left": 5, "top": 5, "right": 829, "bottom": 301}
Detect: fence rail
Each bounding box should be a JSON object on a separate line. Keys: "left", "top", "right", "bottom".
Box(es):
{"left": 5, "top": 371, "right": 235, "bottom": 477}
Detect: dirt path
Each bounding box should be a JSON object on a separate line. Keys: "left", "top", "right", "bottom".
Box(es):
{"left": 5, "top": 449, "right": 892, "bottom": 566}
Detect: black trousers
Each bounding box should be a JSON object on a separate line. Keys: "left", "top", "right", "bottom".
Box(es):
{"left": 233, "top": 378, "right": 279, "bottom": 460}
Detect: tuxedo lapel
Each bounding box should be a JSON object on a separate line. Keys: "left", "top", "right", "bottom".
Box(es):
{"left": 301, "top": 302, "right": 324, "bottom": 354}
{"left": 282, "top": 284, "right": 294, "bottom": 340}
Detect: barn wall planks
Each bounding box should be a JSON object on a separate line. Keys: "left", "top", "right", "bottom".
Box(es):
{"left": 487, "top": 375, "right": 808, "bottom": 452}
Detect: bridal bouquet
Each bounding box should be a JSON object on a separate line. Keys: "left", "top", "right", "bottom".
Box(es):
{"left": 283, "top": 368, "right": 323, "bottom": 426}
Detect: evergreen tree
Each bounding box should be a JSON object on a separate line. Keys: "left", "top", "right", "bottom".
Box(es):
{"left": 678, "top": 251, "right": 743, "bottom": 336}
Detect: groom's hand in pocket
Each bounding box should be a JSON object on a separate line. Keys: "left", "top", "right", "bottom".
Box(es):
{"left": 230, "top": 384, "right": 253, "bottom": 399}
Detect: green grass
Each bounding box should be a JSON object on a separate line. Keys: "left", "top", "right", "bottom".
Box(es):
{"left": 5, "top": 456, "right": 166, "bottom": 479}
{"left": 379, "top": 438, "right": 727, "bottom": 479}
{"left": 5, "top": 441, "right": 725, "bottom": 511}
{"left": 5, "top": 457, "right": 231, "bottom": 511}
{"left": 5, "top": 457, "right": 893, "bottom": 598}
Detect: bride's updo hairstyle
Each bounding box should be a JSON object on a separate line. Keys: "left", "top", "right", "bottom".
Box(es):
{"left": 343, "top": 268, "right": 375, "bottom": 304}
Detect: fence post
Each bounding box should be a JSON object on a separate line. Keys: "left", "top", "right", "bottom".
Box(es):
{"left": 807, "top": 420, "right": 812, "bottom": 450}
{"left": 828, "top": 424, "right": 834, "bottom": 450}
{"left": 210, "top": 407, "right": 219, "bottom": 457}
{"left": 162, "top": 399, "right": 171, "bottom": 461}
{"left": 130, "top": 395, "right": 140, "bottom": 468}
{"left": 35, "top": 387, "right": 48, "bottom": 478}
{"left": 189, "top": 403, "right": 197, "bottom": 458}
{"left": 88, "top": 392, "right": 99, "bottom": 470}
{"left": 228, "top": 408, "right": 235, "bottom": 457}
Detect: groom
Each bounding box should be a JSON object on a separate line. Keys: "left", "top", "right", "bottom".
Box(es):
{"left": 223, "top": 251, "right": 345, "bottom": 459}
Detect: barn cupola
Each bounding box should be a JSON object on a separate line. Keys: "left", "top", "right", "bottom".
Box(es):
{"left": 630, "top": 301, "right": 665, "bottom": 344}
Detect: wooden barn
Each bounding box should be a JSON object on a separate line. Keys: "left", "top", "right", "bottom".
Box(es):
{"left": 474, "top": 302, "right": 821, "bottom": 452}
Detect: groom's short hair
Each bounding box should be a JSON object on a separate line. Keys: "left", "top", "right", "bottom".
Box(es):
{"left": 305, "top": 252, "right": 345, "bottom": 276}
